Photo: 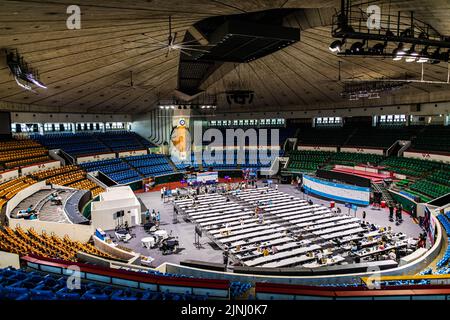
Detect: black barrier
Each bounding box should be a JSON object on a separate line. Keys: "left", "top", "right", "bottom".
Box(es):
{"left": 316, "top": 169, "right": 371, "bottom": 188}
{"left": 180, "top": 260, "right": 227, "bottom": 272}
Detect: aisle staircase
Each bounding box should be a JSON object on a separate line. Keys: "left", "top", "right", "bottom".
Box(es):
{"left": 372, "top": 182, "right": 395, "bottom": 205}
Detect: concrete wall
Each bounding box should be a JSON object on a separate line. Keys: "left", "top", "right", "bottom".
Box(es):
{"left": 132, "top": 110, "right": 173, "bottom": 147}
{"left": 0, "top": 169, "right": 19, "bottom": 183}
{"left": 0, "top": 251, "right": 20, "bottom": 269}
{"left": 10, "top": 111, "right": 131, "bottom": 123}
{"left": 404, "top": 151, "right": 450, "bottom": 164}
{"left": 21, "top": 160, "right": 60, "bottom": 176}
{"left": 77, "top": 153, "right": 116, "bottom": 164}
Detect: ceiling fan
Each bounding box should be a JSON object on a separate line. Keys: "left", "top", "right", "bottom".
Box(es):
{"left": 124, "top": 16, "right": 213, "bottom": 58}
{"left": 110, "top": 71, "right": 155, "bottom": 91}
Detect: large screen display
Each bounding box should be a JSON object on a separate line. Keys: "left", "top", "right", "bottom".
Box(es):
{"left": 196, "top": 171, "right": 218, "bottom": 183}
{"left": 303, "top": 175, "right": 370, "bottom": 206}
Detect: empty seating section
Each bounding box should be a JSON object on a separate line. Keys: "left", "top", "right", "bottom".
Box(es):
{"left": 125, "top": 154, "right": 174, "bottom": 176}
{"left": 346, "top": 126, "right": 419, "bottom": 149}
{"left": 288, "top": 151, "right": 331, "bottom": 172}
{"left": 97, "top": 131, "right": 154, "bottom": 152}
{"left": 287, "top": 151, "right": 383, "bottom": 172}
{"left": 80, "top": 154, "right": 175, "bottom": 184}
{"left": 33, "top": 165, "right": 79, "bottom": 180}
{"left": 412, "top": 126, "right": 450, "bottom": 153}
{"left": 32, "top": 165, "right": 104, "bottom": 196}
{"left": 295, "top": 124, "right": 449, "bottom": 152}
{"left": 31, "top": 131, "right": 154, "bottom": 157}
{"left": 0, "top": 176, "right": 37, "bottom": 202}
{"left": 194, "top": 150, "right": 277, "bottom": 170}
{"left": 68, "top": 179, "right": 104, "bottom": 198}
{"left": 379, "top": 157, "right": 441, "bottom": 177}
{"left": 0, "top": 139, "right": 49, "bottom": 169}
{"left": 0, "top": 267, "right": 212, "bottom": 301}
{"left": 432, "top": 215, "right": 450, "bottom": 274}
{"left": 409, "top": 180, "right": 450, "bottom": 199}
{"left": 427, "top": 169, "right": 450, "bottom": 186}
{"left": 80, "top": 158, "right": 131, "bottom": 174}
{"left": 330, "top": 152, "right": 384, "bottom": 166}
{"left": 0, "top": 226, "right": 113, "bottom": 262}
{"left": 297, "top": 127, "right": 353, "bottom": 146}
{"left": 31, "top": 133, "right": 109, "bottom": 157}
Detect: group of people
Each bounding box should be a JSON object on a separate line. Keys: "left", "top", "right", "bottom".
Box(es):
{"left": 388, "top": 202, "right": 403, "bottom": 224}
{"left": 144, "top": 209, "right": 161, "bottom": 226}
{"left": 14, "top": 205, "right": 38, "bottom": 220}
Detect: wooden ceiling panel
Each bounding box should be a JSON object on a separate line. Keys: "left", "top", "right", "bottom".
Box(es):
{"left": 1, "top": 0, "right": 450, "bottom": 114}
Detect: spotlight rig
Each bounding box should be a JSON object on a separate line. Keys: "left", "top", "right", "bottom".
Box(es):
{"left": 341, "top": 80, "right": 408, "bottom": 101}
{"left": 5, "top": 49, "right": 47, "bottom": 92}
{"left": 329, "top": 0, "right": 450, "bottom": 64}
{"left": 159, "top": 95, "right": 217, "bottom": 111}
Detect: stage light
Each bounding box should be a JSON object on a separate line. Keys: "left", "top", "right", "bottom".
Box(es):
{"left": 371, "top": 42, "right": 386, "bottom": 54}
{"left": 405, "top": 45, "right": 418, "bottom": 62}
{"left": 159, "top": 105, "right": 164, "bottom": 109}
{"left": 329, "top": 39, "right": 345, "bottom": 53}
{"left": 417, "top": 46, "right": 430, "bottom": 63}
{"left": 428, "top": 47, "right": 441, "bottom": 64}
{"left": 440, "top": 50, "right": 450, "bottom": 62}
{"left": 349, "top": 41, "right": 364, "bottom": 53}
{"left": 392, "top": 43, "right": 406, "bottom": 61}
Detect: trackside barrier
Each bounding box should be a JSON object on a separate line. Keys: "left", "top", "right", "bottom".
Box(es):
{"left": 255, "top": 282, "right": 450, "bottom": 300}
{"left": 21, "top": 255, "right": 230, "bottom": 299}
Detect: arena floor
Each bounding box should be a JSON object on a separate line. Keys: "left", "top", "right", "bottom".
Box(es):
{"left": 117, "top": 182, "right": 425, "bottom": 267}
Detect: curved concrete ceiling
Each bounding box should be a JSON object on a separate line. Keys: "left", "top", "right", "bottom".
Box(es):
{"left": 1, "top": 0, "right": 450, "bottom": 114}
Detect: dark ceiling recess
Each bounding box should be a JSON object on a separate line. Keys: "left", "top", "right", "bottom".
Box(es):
{"left": 176, "top": 9, "right": 300, "bottom": 101}
{"left": 196, "top": 20, "right": 299, "bottom": 63}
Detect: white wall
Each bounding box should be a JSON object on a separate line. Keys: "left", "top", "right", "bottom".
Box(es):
{"left": 213, "top": 101, "right": 450, "bottom": 119}
{"left": 10, "top": 112, "right": 131, "bottom": 123}
{"left": 297, "top": 145, "right": 337, "bottom": 152}
{"left": 404, "top": 151, "right": 450, "bottom": 164}
{"left": 77, "top": 153, "right": 116, "bottom": 164}
{"left": 0, "top": 169, "right": 19, "bottom": 183}
{"left": 118, "top": 150, "right": 147, "bottom": 158}
{"left": 21, "top": 160, "right": 60, "bottom": 176}
{"left": 341, "top": 147, "right": 384, "bottom": 155}
{"left": 0, "top": 251, "right": 20, "bottom": 269}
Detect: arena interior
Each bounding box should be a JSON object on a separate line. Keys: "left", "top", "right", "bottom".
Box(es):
{"left": 1, "top": 0, "right": 450, "bottom": 307}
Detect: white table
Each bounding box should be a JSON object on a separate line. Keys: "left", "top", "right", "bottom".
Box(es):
{"left": 154, "top": 230, "right": 168, "bottom": 239}
{"left": 141, "top": 236, "right": 155, "bottom": 249}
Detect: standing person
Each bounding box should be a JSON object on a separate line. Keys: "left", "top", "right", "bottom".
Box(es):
{"left": 239, "top": 217, "right": 244, "bottom": 230}
{"left": 156, "top": 211, "right": 161, "bottom": 226}
{"left": 258, "top": 212, "right": 264, "bottom": 224}
{"left": 362, "top": 211, "right": 367, "bottom": 220}
{"left": 275, "top": 183, "right": 278, "bottom": 191}
{"left": 160, "top": 187, "right": 164, "bottom": 200}
{"left": 410, "top": 204, "right": 416, "bottom": 219}
{"left": 388, "top": 202, "right": 394, "bottom": 221}
{"left": 223, "top": 248, "right": 229, "bottom": 266}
